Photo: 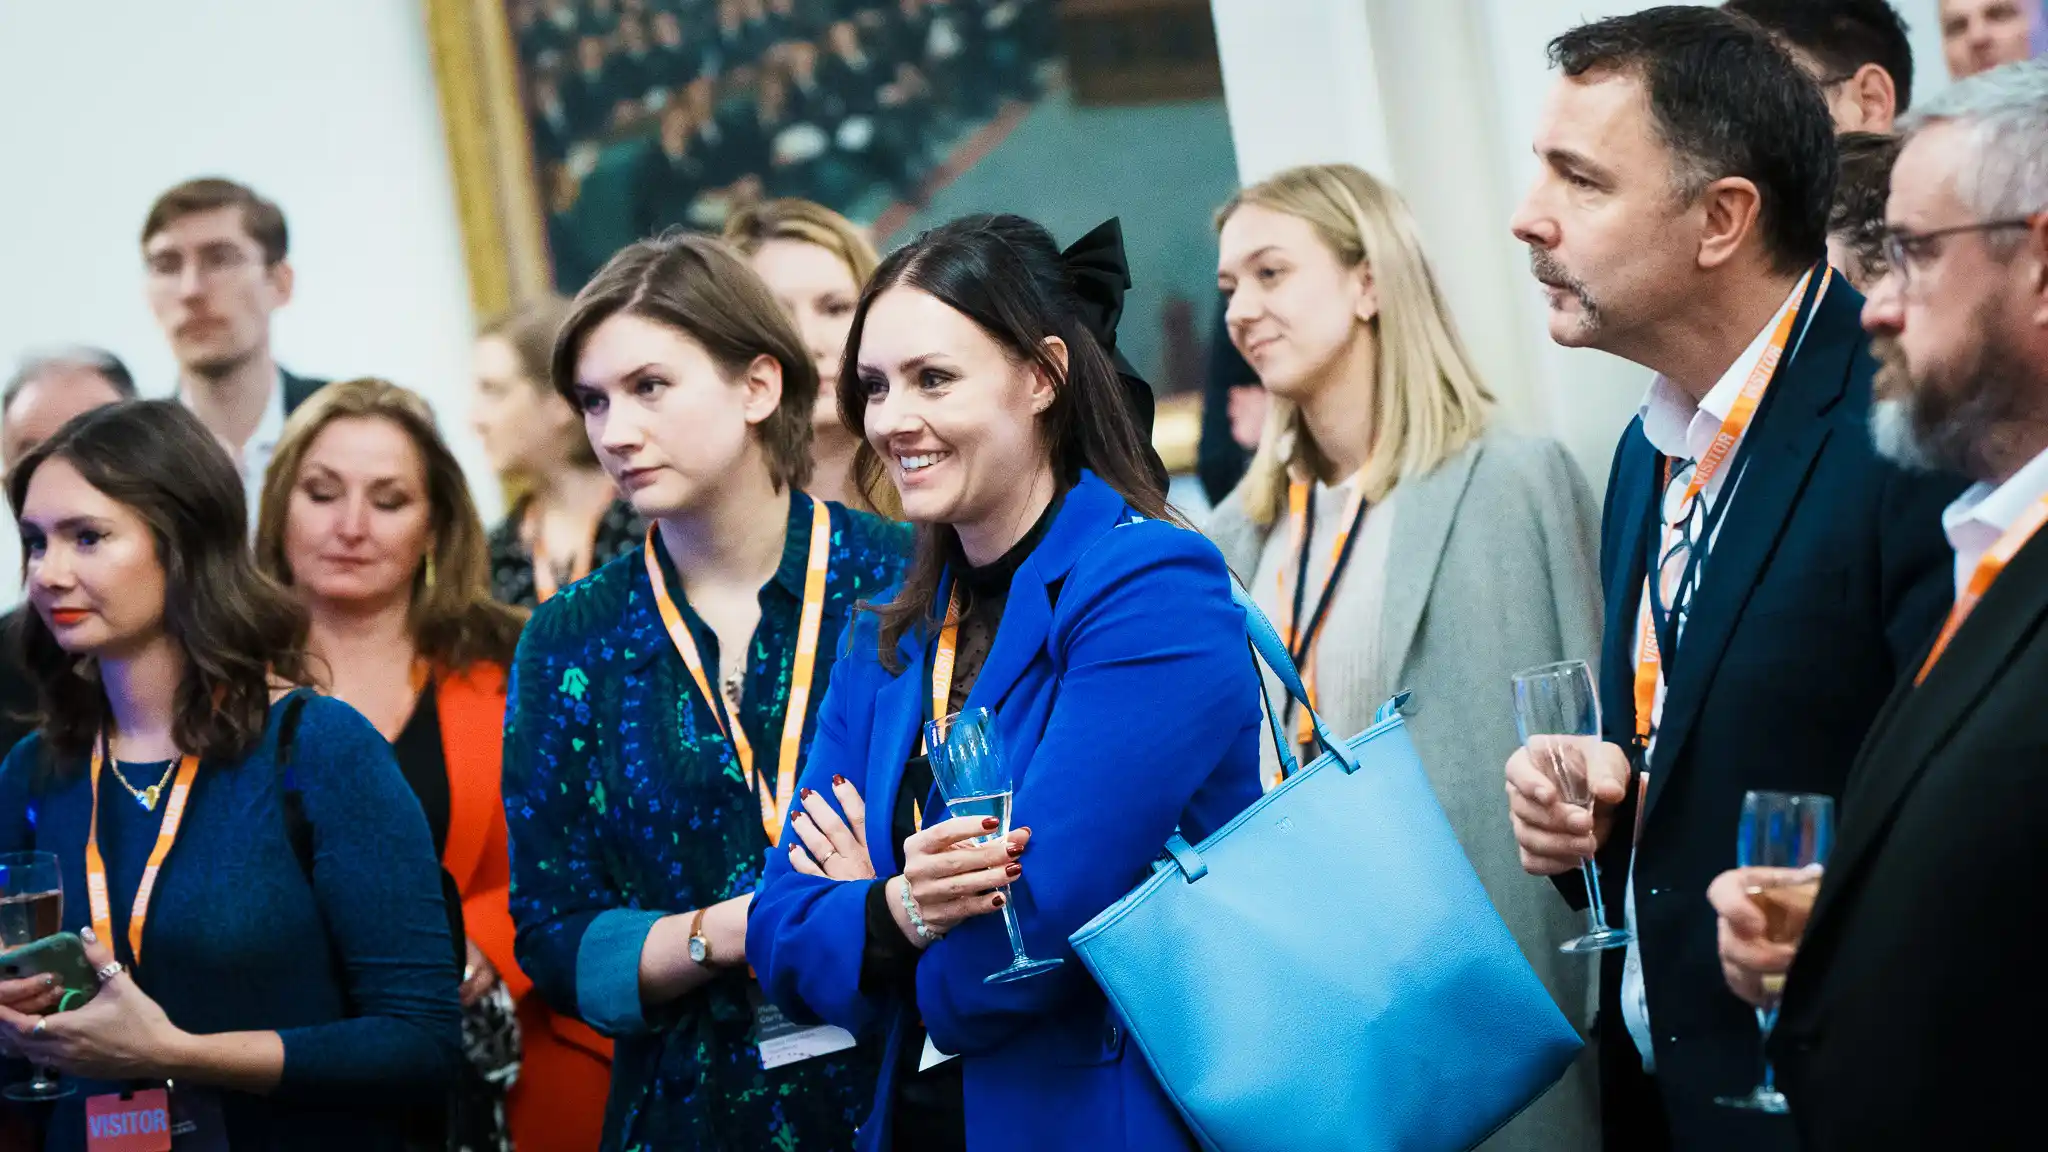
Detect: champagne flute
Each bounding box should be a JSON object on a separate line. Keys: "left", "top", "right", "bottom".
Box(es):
{"left": 924, "top": 707, "right": 1063, "bottom": 984}
{"left": 1717, "top": 790, "right": 1833, "bottom": 1114}
{"left": 0, "top": 850, "right": 73, "bottom": 1101}
{"left": 1512, "top": 661, "right": 1632, "bottom": 953}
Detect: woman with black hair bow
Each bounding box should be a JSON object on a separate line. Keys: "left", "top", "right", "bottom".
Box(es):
{"left": 748, "top": 215, "right": 1262, "bottom": 1152}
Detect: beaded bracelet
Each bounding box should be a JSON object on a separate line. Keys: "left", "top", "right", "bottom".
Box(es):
{"left": 898, "top": 876, "right": 943, "bottom": 943}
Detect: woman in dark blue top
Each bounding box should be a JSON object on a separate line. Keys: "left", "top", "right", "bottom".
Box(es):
{"left": 503, "top": 232, "right": 909, "bottom": 1150}
{"left": 749, "top": 215, "right": 1264, "bottom": 1152}
{"left": 0, "top": 400, "right": 460, "bottom": 1149}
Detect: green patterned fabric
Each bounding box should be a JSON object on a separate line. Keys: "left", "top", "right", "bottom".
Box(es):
{"left": 504, "top": 489, "right": 911, "bottom": 1151}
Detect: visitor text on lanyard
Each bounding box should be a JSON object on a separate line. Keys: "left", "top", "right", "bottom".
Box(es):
{"left": 644, "top": 499, "right": 831, "bottom": 845}
{"left": 1630, "top": 266, "right": 1827, "bottom": 833}
{"left": 912, "top": 587, "right": 966, "bottom": 831}
{"left": 84, "top": 735, "right": 201, "bottom": 968}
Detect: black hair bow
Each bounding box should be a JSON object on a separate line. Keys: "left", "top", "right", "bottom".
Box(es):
{"left": 1060, "top": 218, "right": 1166, "bottom": 484}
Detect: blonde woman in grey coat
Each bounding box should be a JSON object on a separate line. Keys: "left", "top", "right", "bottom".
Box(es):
{"left": 1208, "top": 162, "right": 1602, "bottom": 1152}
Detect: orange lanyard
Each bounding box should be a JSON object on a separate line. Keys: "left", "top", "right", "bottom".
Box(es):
{"left": 912, "top": 589, "right": 963, "bottom": 832}
{"left": 83, "top": 733, "right": 201, "bottom": 969}
{"left": 1632, "top": 267, "right": 1824, "bottom": 750}
{"left": 1272, "top": 473, "right": 1368, "bottom": 787}
{"left": 1915, "top": 494, "right": 2048, "bottom": 685}
{"left": 643, "top": 498, "right": 832, "bottom": 845}
{"left": 527, "top": 501, "right": 604, "bottom": 603}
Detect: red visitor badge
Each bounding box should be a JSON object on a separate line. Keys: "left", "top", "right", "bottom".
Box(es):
{"left": 85, "top": 1088, "right": 173, "bottom": 1152}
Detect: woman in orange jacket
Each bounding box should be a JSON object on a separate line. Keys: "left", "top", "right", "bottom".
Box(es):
{"left": 257, "top": 378, "right": 610, "bottom": 1151}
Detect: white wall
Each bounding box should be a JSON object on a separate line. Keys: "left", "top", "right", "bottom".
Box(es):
{"left": 1210, "top": 0, "right": 1951, "bottom": 492}
{"left": 0, "top": 0, "right": 491, "bottom": 608}
{"left": 0, "top": 0, "right": 1957, "bottom": 611}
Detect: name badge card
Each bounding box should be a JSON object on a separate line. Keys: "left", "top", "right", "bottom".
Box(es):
{"left": 85, "top": 1089, "right": 172, "bottom": 1152}
{"left": 750, "top": 983, "right": 857, "bottom": 1070}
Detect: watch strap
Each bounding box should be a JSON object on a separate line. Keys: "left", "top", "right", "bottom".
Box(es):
{"left": 689, "top": 906, "right": 711, "bottom": 965}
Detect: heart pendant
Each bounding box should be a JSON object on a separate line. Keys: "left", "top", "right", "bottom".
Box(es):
{"left": 139, "top": 785, "right": 160, "bottom": 811}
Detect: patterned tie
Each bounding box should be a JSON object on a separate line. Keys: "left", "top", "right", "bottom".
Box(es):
{"left": 1650, "top": 459, "right": 1708, "bottom": 654}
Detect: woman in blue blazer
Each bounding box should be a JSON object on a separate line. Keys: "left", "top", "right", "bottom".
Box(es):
{"left": 748, "top": 214, "right": 1265, "bottom": 1152}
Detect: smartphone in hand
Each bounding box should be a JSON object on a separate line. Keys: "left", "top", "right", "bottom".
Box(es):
{"left": 0, "top": 932, "right": 100, "bottom": 1006}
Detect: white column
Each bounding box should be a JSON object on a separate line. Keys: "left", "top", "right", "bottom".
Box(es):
{"left": 1210, "top": 0, "right": 1396, "bottom": 185}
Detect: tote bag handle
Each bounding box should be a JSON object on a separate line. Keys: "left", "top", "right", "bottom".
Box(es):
{"left": 1230, "top": 578, "right": 1405, "bottom": 780}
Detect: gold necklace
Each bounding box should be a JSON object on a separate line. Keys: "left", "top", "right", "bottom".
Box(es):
{"left": 108, "top": 757, "right": 179, "bottom": 812}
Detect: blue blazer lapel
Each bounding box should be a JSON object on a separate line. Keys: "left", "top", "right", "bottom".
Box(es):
{"left": 1641, "top": 284, "right": 1861, "bottom": 823}
{"left": 868, "top": 629, "right": 929, "bottom": 874}
{"left": 962, "top": 472, "right": 1127, "bottom": 715}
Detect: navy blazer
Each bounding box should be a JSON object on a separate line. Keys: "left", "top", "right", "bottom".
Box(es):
{"left": 749, "top": 472, "right": 1265, "bottom": 1152}
{"left": 1574, "top": 278, "right": 1961, "bottom": 1149}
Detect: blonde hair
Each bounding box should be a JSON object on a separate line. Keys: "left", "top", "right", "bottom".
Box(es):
{"left": 256, "top": 378, "right": 527, "bottom": 671}
{"left": 1217, "top": 163, "right": 1494, "bottom": 526}
{"left": 724, "top": 197, "right": 880, "bottom": 283}
{"left": 724, "top": 197, "right": 902, "bottom": 519}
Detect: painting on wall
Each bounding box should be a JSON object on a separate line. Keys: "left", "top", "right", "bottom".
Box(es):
{"left": 426, "top": 0, "right": 1243, "bottom": 472}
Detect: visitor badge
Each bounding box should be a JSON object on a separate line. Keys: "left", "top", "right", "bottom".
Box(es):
{"left": 85, "top": 1089, "right": 172, "bottom": 1152}
{"left": 750, "top": 984, "right": 857, "bottom": 1071}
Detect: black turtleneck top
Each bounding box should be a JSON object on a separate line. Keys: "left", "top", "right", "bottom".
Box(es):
{"left": 858, "top": 493, "right": 1063, "bottom": 1152}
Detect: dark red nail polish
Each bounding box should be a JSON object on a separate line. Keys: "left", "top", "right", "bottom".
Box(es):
{"left": 1005, "top": 862, "right": 1022, "bottom": 878}
{"left": 801, "top": 787, "right": 814, "bottom": 800}
{"left": 982, "top": 816, "right": 1000, "bottom": 830}
{"left": 992, "top": 893, "right": 1006, "bottom": 908}
{"left": 832, "top": 774, "right": 846, "bottom": 786}
{"left": 1006, "top": 841, "right": 1025, "bottom": 858}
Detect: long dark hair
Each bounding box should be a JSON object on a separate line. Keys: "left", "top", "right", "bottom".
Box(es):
{"left": 837, "top": 213, "right": 1170, "bottom": 670}
{"left": 6, "top": 400, "right": 312, "bottom": 772}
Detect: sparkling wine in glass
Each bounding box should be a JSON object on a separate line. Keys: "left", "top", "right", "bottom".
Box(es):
{"left": 924, "top": 707, "right": 1062, "bottom": 984}
{"left": 1512, "top": 661, "right": 1633, "bottom": 954}
{"left": 0, "top": 850, "right": 73, "bottom": 1102}
{"left": 1717, "top": 790, "right": 1833, "bottom": 1114}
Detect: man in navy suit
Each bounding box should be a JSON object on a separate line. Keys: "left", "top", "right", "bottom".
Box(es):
{"left": 140, "top": 178, "right": 327, "bottom": 531}
{"left": 1504, "top": 9, "right": 1960, "bottom": 1150}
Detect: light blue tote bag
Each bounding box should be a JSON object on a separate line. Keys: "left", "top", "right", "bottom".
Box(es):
{"left": 1068, "top": 583, "right": 1584, "bottom": 1152}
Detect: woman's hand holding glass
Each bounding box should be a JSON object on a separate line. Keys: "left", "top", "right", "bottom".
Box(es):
{"left": 893, "top": 818, "right": 1031, "bottom": 947}
{"left": 787, "top": 776, "right": 879, "bottom": 881}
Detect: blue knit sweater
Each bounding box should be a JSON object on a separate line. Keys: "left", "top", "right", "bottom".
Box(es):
{"left": 0, "top": 694, "right": 461, "bottom": 1149}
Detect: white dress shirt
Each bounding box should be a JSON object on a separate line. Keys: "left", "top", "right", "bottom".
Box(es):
{"left": 1620, "top": 275, "right": 1822, "bottom": 1071}
{"left": 179, "top": 369, "right": 287, "bottom": 535}
{"left": 1941, "top": 445, "right": 2048, "bottom": 603}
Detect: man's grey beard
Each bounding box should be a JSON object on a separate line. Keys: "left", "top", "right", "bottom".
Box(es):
{"left": 1868, "top": 329, "right": 2035, "bottom": 480}
{"left": 1869, "top": 398, "right": 1942, "bottom": 472}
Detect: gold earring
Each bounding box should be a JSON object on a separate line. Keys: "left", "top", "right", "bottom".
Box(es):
{"left": 422, "top": 553, "right": 437, "bottom": 592}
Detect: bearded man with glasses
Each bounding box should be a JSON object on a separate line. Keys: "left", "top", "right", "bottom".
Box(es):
{"left": 1709, "top": 57, "right": 2048, "bottom": 1150}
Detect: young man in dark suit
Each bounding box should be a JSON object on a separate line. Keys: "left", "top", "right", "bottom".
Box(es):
{"left": 1503, "top": 9, "right": 1961, "bottom": 1150}
{"left": 1711, "top": 58, "right": 2048, "bottom": 1150}
{"left": 140, "top": 178, "right": 327, "bottom": 530}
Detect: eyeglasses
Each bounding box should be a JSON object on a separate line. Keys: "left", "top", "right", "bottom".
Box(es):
{"left": 1878, "top": 217, "right": 2041, "bottom": 290}
{"left": 144, "top": 245, "right": 262, "bottom": 284}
